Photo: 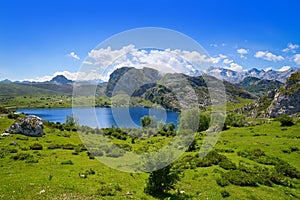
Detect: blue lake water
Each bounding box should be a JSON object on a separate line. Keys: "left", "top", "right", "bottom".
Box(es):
{"left": 17, "top": 107, "right": 179, "bottom": 128}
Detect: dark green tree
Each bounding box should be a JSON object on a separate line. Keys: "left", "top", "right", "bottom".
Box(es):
{"left": 144, "top": 163, "right": 181, "bottom": 195}
{"left": 141, "top": 116, "right": 157, "bottom": 128}
{"left": 65, "top": 115, "right": 78, "bottom": 126}
{"left": 276, "top": 115, "right": 295, "bottom": 126}
{"left": 198, "top": 113, "right": 211, "bottom": 132}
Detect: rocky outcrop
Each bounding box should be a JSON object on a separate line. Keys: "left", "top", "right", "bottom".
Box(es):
{"left": 267, "top": 72, "right": 300, "bottom": 117}
{"left": 240, "top": 72, "right": 300, "bottom": 118}
{"left": 6, "top": 115, "right": 43, "bottom": 137}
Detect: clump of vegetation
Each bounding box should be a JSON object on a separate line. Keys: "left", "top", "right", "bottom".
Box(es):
{"left": 7, "top": 113, "right": 20, "bottom": 119}
{"left": 96, "top": 183, "right": 122, "bottom": 196}
{"left": 276, "top": 115, "right": 295, "bottom": 126}
{"left": 225, "top": 113, "right": 246, "bottom": 127}
{"left": 10, "top": 153, "right": 33, "bottom": 161}
{"left": 216, "top": 178, "right": 229, "bottom": 187}
{"left": 220, "top": 190, "right": 230, "bottom": 198}
{"left": 145, "top": 163, "right": 181, "bottom": 195}
{"left": 222, "top": 170, "right": 258, "bottom": 186}
{"left": 61, "top": 160, "right": 74, "bottom": 165}
{"left": 47, "top": 143, "right": 62, "bottom": 149}
{"left": 29, "top": 143, "right": 43, "bottom": 150}
{"left": 141, "top": 116, "right": 157, "bottom": 128}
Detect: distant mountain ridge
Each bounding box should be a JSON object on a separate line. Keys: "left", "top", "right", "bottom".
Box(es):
{"left": 238, "top": 77, "right": 283, "bottom": 97}
{"left": 50, "top": 75, "right": 73, "bottom": 85}
{"left": 237, "top": 71, "right": 300, "bottom": 118}
{"left": 105, "top": 67, "right": 255, "bottom": 111}
{"left": 204, "top": 66, "right": 299, "bottom": 83}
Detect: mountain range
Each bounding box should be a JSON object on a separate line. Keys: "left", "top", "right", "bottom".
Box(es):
{"left": 204, "top": 66, "right": 299, "bottom": 83}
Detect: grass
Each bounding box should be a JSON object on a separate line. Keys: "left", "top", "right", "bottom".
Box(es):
{"left": 0, "top": 115, "right": 299, "bottom": 199}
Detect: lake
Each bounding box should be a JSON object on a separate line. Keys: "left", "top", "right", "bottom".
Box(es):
{"left": 17, "top": 107, "right": 179, "bottom": 128}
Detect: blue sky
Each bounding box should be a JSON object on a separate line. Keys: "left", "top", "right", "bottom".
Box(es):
{"left": 1, "top": 0, "right": 300, "bottom": 81}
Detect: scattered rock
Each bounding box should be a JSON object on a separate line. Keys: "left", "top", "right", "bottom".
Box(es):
{"left": 6, "top": 115, "right": 43, "bottom": 137}
{"left": 39, "top": 189, "right": 45, "bottom": 194}
{"left": 10, "top": 141, "right": 18, "bottom": 146}
{"left": 0, "top": 132, "right": 10, "bottom": 137}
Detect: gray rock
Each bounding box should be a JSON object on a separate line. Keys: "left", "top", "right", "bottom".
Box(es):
{"left": 10, "top": 141, "right": 18, "bottom": 146}
{"left": 1, "top": 132, "right": 10, "bottom": 137}
{"left": 6, "top": 115, "right": 43, "bottom": 137}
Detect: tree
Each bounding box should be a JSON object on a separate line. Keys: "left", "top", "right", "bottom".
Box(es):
{"left": 198, "top": 113, "right": 210, "bottom": 132}
{"left": 65, "top": 115, "right": 78, "bottom": 126}
{"left": 144, "top": 163, "right": 181, "bottom": 195}
{"left": 141, "top": 116, "right": 157, "bottom": 128}
{"left": 277, "top": 115, "right": 295, "bottom": 126}
{"left": 225, "top": 113, "right": 246, "bottom": 127}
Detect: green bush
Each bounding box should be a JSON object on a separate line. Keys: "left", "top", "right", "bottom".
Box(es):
{"left": 47, "top": 144, "right": 62, "bottom": 149}
{"left": 219, "top": 159, "right": 236, "bottom": 170}
{"left": 198, "top": 113, "right": 210, "bottom": 132}
{"left": 11, "top": 153, "right": 33, "bottom": 161}
{"left": 225, "top": 113, "right": 246, "bottom": 127}
{"left": 96, "top": 183, "right": 121, "bottom": 196}
{"left": 222, "top": 170, "right": 257, "bottom": 186}
{"left": 145, "top": 163, "right": 181, "bottom": 195}
{"left": 220, "top": 190, "right": 230, "bottom": 198}
{"left": 141, "top": 116, "right": 157, "bottom": 128}
{"left": 25, "top": 158, "right": 39, "bottom": 163}
{"left": 216, "top": 178, "right": 229, "bottom": 187}
{"left": 29, "top": 143, "right": 43, "bottom": 150}
{"left": 276, "top": 115, "right": 295, "bottom": 126}
{"left": 61, "top": 144, "right": 76, "bottom": 150}
{"left": 275, "top": 162, "right": 300, "bottom": 179}
{"left": 61, "top": 160, "right": 74, "bottom": 165}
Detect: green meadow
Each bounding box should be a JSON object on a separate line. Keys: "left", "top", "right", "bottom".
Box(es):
{"left": 0, "top": 114, "right": 299, "bottom": 199}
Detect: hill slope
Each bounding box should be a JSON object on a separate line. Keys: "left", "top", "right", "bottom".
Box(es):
{"left": 238, "top": 72, "right": 300, "bottom": 117}
{"left": 238, "top": 77, "right": 283, "bottom": 97}
{"left": 105, "top": 67, "right": 256, "bottom": 110}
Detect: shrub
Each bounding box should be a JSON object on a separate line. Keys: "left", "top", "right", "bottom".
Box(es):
{"left": 145, "top": 163, "right": 181, "bottom": 195}
{"left": 61, "top": 160, "right": 74, "bottom": 165}
{"left": 88, "top": 150, "right": 104, "bottom": 157}
{"left": 106, "top": 148, "right": 125, "bottom": 158}
{"left": 25, "top": 158, "right": 39, "bottom": 163}
{"left": 48, "top": 144, "right": 62, "bottom": 149}
{"left": 275, "top": 162, "right": 300, "bottom": 179}
{"left": 141, "top": 116, "right": 157, "bottom": 128}
{"left": 219, "top": 159, "right": 237, "bottom": 170}
{"left": 96, "top": 183, "right": 121, "bottom": 196}
{"left": 216, "top": 178, "right": 229, "bottom": 187}
{"left": 225, "top": 113, "right": 246, "bottom": 127}
{"left": 30, "top": 143, "right": 43, "bottom": 150}
{"left": 11, "top": 153, "right": 33, "bottom": 161}
{"left": 198, "top": 113, "right": 210, "bottom": 132}
{"left": 220, "top": 190, "right": 230, "bottom": 198}
{"left": 7, "top": 113, "right": 20, "bottom": 119}
{"left": 276, "top": 115, "right": 295, "bottom": 126}
{"left": 223, "top": 170, "right": 257, "bottom": 186}
{"left": 62, "top": 144, "right": 76, "bottom": 150}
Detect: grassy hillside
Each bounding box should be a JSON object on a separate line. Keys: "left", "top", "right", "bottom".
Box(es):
{"left": 0, "top": 115, "right": 299, "bottom": 199}
{"left": 0, "top": 82, "right": 66, "bottom": 97}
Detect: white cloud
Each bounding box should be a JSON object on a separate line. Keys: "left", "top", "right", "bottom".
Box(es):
{"left": 237, "top": 48, "right": 248, "bottom": 59}
{"left": 68, "top": 52, "right": 80, "bottom": 60}
{"left": 85, "top": 44, "right": 227, "bottom": 81}
{"left": 278, "top": 66, "right": 291, "bottom": 72}
{"left": 282, "top": 43, "right": 299, "bottom": 52}
{"left": 224, "top": 63, "right": 243, "bottom": 71}
{"left": 24, "top": 71, "right": 103, "bottom": 82}
{"left": 294, "top": 54, "right": 300, "bottom": 64}
{"left": 254, "top": 51, "right": 284, "bottom": 61}
{"left": 223, "top": 58, "right": 233, "bottom": 64}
